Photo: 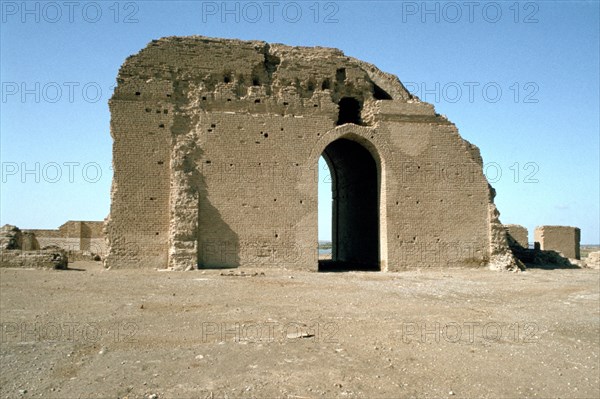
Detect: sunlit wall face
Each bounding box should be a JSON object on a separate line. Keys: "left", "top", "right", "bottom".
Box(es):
{"left": 318, "top": 156, "right": 332, "bottom": 242}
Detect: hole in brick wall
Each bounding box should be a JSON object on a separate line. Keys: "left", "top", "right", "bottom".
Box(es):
{"left": 283, "top": 102, "right": 289, "bottom": 106}
{"left": 397, "top": 235, "right": 400, "bottom": 239}
{"left": 202, "top": 96, "right": 207, "bottom": 101}
{"left": 273, "top": 198, "right": 277, "bottom": 202}
{"left": 313, "top": 104, "right": 318, "bottom": 107}
{"left": 280, "top": 128, "right": 284, "bottom": 131}
{"left": 263, "top": 133, "right": 268, "bottom": 138}
{"left": 156, "top": 110, "right": 161, "bottom": 114}
{"left": 252, "top": 77, "right": 260, "bottom": 86}
{"left": 157, "top": 161, "right": 164, "bottom": 165}
{"left": 135, "top": 92, "right": 141, "bottom": 96}
{"left": 416, "top": 200, "right": 420, "bottom": 204}
{"left": 337, "top": 97, "right": 362, "bottom": 125}
{"left": 166, "top": 94, "right": 171, "bottom": 97}
{"left": 413, "top": 236, "right": 417, "bottom": 241}
{"left": 227, "top": 99, "right": 232, "bottom": 102}
{"left": 275, "top": 233, "right": 279, "bottom": 238}
{"left": 223, "top": 75, "right": 231, "bottom": 83}
{"left": 145, "top": 108, "right": 151, "bottom": 112}
{"left": 255, "top": 99, "right": 261, "bottom": 103}
{"left": 158, "top": 124, "right": 165, "bottom": 128}
{"left": 255, "top": 141, "right": 260, "bottom": 144}
{"left": 396, "top": 201, "right": 399, "bottom": 205}
{"left": 336, "top": 68, "right": 346, "bottom": 83}
{"left": 155, "top": 232, "right": 159, "bottom": 235}
{"left": 207, "top": 129, "right": 213, "bottom": 132}
{"left": 150, "top": 197, "right": 155, "bottom": 201}
{"left": 205, "top": 160, "right": 211, "bottom": 164}
{"left": 307, "top": 80, "right": 315, "bottom": 91}
{"left": 322, "top": 79, "right": 331, "bottom": 90}
{"left": 211, "top": 124, "right": 216, "bottom": 128}
{"left": 300, "top": 200, "right": 304, "bottom": 204}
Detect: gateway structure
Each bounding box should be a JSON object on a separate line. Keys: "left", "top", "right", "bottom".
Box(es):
{"left": 105, "top": 36, "right": 519, "bottom": 271}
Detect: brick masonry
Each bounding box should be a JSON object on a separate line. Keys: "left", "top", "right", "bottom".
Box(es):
{"left": 534, "top": 226, "right": 581, "bottom": 260}
{"left": 504, "top": 224, "right": 528, "bottom": 249}
{"left": 105, "top": 36, "right": 520, "bottom": 271}
{"left": 26, "top": 221, "right": 106, "bottom": 256}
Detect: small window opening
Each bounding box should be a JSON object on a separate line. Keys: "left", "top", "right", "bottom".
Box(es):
{"left": 336, "top": 68, "right": 346, "bottom": 83}
{"left": 336, "top": 97, "right": 362, "bottom": 125}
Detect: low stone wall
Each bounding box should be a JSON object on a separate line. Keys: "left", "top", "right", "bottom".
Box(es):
{"left": 0, "top": 249, "right": 68, "bottom": 269}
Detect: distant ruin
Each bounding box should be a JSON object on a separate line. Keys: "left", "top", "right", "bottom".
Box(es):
{"left": 105, "top": 36, "right": 523, "bottom": 271}
{"left": 26, "top": 221, "right": 106, "bottom": 256}
{"left": 535, "top": 225, "right": 581, "bottom": 260}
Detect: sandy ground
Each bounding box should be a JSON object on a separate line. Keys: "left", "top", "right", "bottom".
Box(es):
{"left": 1, "top": 261, "right": 599, "bottom": 399}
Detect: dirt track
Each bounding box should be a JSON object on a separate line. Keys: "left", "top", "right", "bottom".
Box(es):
{"left": 1, "top": 261, "right": 599, "bottom": 398}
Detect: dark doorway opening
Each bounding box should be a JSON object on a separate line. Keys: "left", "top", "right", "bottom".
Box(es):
{"left": 319, "top": 138, "right": 379, "bottom": 272}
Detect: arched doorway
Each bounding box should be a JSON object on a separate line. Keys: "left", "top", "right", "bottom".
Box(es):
{"left": 319, "top": 138, "right": 380, "bottom": 271}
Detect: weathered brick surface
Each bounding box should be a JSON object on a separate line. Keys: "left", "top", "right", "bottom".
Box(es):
{"left": 534, "top": 226, "right": 581, "bottom": 260}
{"left": 504, "top": 224, "right": 528, "bottom": 249}
{"left": 0, "top": 249, "right": 68, "bottom": 269}
{"left": 106, "top": 36, "right": 519, "bottom": 271}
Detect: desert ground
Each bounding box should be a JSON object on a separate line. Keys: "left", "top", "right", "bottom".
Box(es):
{"left": 1, "top": 261, "right": 599, "bottom": 399}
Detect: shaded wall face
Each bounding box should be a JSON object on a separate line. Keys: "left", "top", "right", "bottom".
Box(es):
{"left": 324, "top": 139, "right": 379, "bottom": 268}
{"left": 505, "top": 225, "right": 529, "bottom": 249}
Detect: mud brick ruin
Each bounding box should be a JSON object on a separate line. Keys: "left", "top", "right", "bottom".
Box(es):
{"left": 535, "top": 226, "right": 581, "bottom": 260}
{"left": 105, "top": 36, "right": 523, "bottom": 271}
{"left": 25, "top": 221, "right": 106, "bottom": 254}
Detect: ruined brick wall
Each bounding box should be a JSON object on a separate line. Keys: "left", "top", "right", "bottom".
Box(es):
{"left": 106, "top": 36, "right": 519, "bottom": 271}
{"left": 27, "top": 221, "right": 106, "bottom": 255}
{"left": 534, "top": 226, "right": 581, "bottom": 260}
{"left": 504, "top": 224, "right": 528, "bottom": 249}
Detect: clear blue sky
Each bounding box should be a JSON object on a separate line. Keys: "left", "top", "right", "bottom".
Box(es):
{"left": 1, "top": 1, "right": 598, "bottom": 244}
